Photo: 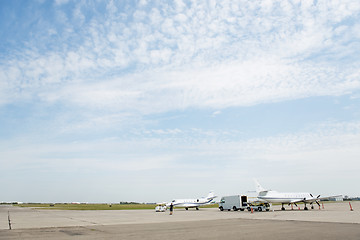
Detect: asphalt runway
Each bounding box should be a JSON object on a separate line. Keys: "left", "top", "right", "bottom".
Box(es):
{"left": 1, "top": 202, "right": 359, "bottom": 239}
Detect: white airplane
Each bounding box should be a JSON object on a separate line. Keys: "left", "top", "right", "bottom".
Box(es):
{"left": 254, "top": 179, "right": 333, "bottom": 210}
{"left": 166, "top": 191, "right": 217, "bottom": 210}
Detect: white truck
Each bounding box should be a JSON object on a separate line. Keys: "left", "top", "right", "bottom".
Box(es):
{"left": 219, "top": 195, "right": 248, "bottom": 211}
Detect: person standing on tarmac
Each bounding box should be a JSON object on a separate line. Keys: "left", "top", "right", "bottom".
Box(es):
{"left": 169, "top": 203, "right": 173, "bottom": 215}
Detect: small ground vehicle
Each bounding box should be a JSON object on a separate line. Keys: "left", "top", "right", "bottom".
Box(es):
{"left": 246, "top": 202, "right": 270, "bottom": 212}
{"left": 219, "top": 195, "right": 248, "bottom": 211}
{"left": 155, "top": 204, "right": 167, "bottom": 212}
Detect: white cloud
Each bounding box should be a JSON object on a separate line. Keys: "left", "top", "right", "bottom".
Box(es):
{"left": 2, "top": 121, "right": 358, "bottom": 170}
{"left": 1, "top": 1, "right": 359, "bottom": 112}
{"left": 1, "top": 1, "right": 360, "bottom": 201}
{"left": 242, "top": 125, "right": 360, "bottom": 165}
{"left": 15, "top": 55, "right": 356, "bottom": 119}
{"left": 212, "top": 111, "right": 221, "bottom": 117}
{"left": 73, "top": 3, "right": 85, "bottom": 25}
{"left": 55, "top": 0, "right": 69, "bottom": 6}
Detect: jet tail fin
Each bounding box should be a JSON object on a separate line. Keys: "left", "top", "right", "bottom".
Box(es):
{"left": 254, "top": 178, "right": 266, "bottom": 193}
{"left": 207, "top": 191, "right": 216, "bottom": 199}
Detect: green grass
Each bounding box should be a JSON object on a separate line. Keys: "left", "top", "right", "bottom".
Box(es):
{"left": 197, "top": 203, "right": 218, "bottom": 208}
{"left": 17, "top": 203, "right": 157, "bottom": 210}
{"left": 17, "top": 203, "right": 219, "bottom": 210}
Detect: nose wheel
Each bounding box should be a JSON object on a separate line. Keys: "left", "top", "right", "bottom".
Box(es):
{"left": 281, "top": 203, "right": 285, "bottom": 211}
{"left": 304, "top": 203, "right": 308, "bottom": 210}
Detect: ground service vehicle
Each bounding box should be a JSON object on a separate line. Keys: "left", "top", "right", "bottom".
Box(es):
{"left": 155, "top": 204, "right": 166, "bottom": 212}
{"left": 246, "top": 201, "right": 270, "bottom": 212}
{"left": 219, "top": 195, "right": 248, "bottom": 211}
{"left": 246, "top": 202, "right": 270, "bottom": 212}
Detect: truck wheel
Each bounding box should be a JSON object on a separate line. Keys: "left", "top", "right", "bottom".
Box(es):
{"left": 258, "top": 207, "right": 262, "bottom": 212}
{"left": 233, "top": 206, "right": 238, "bottom": 211}
{"left": 247, "top": 207, "right": 251, "bottom": 211}
{"left": 219, "top": 206, "right": 224, "bottom": 211}
{"left": 240, "top": 208, "right": 244, "bottom": 211}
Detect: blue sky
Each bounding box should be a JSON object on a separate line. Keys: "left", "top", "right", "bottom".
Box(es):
{"left": 1, "top": 0, "right": 360, "bottom": 203}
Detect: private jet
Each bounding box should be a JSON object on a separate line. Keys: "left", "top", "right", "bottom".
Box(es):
{"left": 167, "top": 191, "right": 217, "bottom": 210}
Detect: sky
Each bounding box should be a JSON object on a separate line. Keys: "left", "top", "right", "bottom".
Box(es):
{"left": 1, "top": 0, "right": 360, "bottom": 203}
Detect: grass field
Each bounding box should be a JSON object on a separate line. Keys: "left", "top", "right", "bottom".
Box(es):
{"left": 17, "top": 203, "right": 219, "bottom": 210}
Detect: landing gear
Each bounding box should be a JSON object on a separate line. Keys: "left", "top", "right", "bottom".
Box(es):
{"left": 304, "top": 203, "right": 308, "bottom": 210}
{"left": 185, "top": 207, "right": 188, "bottom": 210}
{"left": 281, "top": 203, "right": 285, "bottom": 211}
{"left": 196, "top": 207, "right": 199, "bottom": 210}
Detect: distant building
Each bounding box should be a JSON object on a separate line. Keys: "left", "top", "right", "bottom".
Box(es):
{"left": 344, "top": 196, "right": 360, "bottom": 201}
{"left": 328, "top": 195, "right": 343, "bottom": 201}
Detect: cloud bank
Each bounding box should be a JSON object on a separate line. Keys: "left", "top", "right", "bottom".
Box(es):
{"left": 1, "top": 0, "right": 360, "bottom": 202}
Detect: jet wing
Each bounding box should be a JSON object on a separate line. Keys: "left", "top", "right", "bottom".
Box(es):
{"left": 290, "top": 195, "right": 342, "bottom": 204}
{"left": 317, "top": 195, "right": 343, "bottom": 201}
{"left": 290, "top": 199, "right": 305, "bottom": 204}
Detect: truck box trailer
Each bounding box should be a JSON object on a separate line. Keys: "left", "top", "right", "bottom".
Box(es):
{"left": 219, "top": 195, "right": 248, "bottom": 211}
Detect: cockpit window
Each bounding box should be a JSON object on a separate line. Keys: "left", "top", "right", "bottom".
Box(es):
{"left": 259, "top": 191, "right": 268, "bottom": 196}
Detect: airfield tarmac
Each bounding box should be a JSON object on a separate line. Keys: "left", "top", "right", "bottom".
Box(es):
{"left": 1, "top": 202, "right": 359, "bottom": 239}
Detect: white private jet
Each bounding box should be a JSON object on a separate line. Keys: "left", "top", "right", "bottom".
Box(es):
{"left": 167, "top": 191, "right": 217, "bottom": 210}
{"left": 254, "top": 179, "right": 336, "bottom": 210}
